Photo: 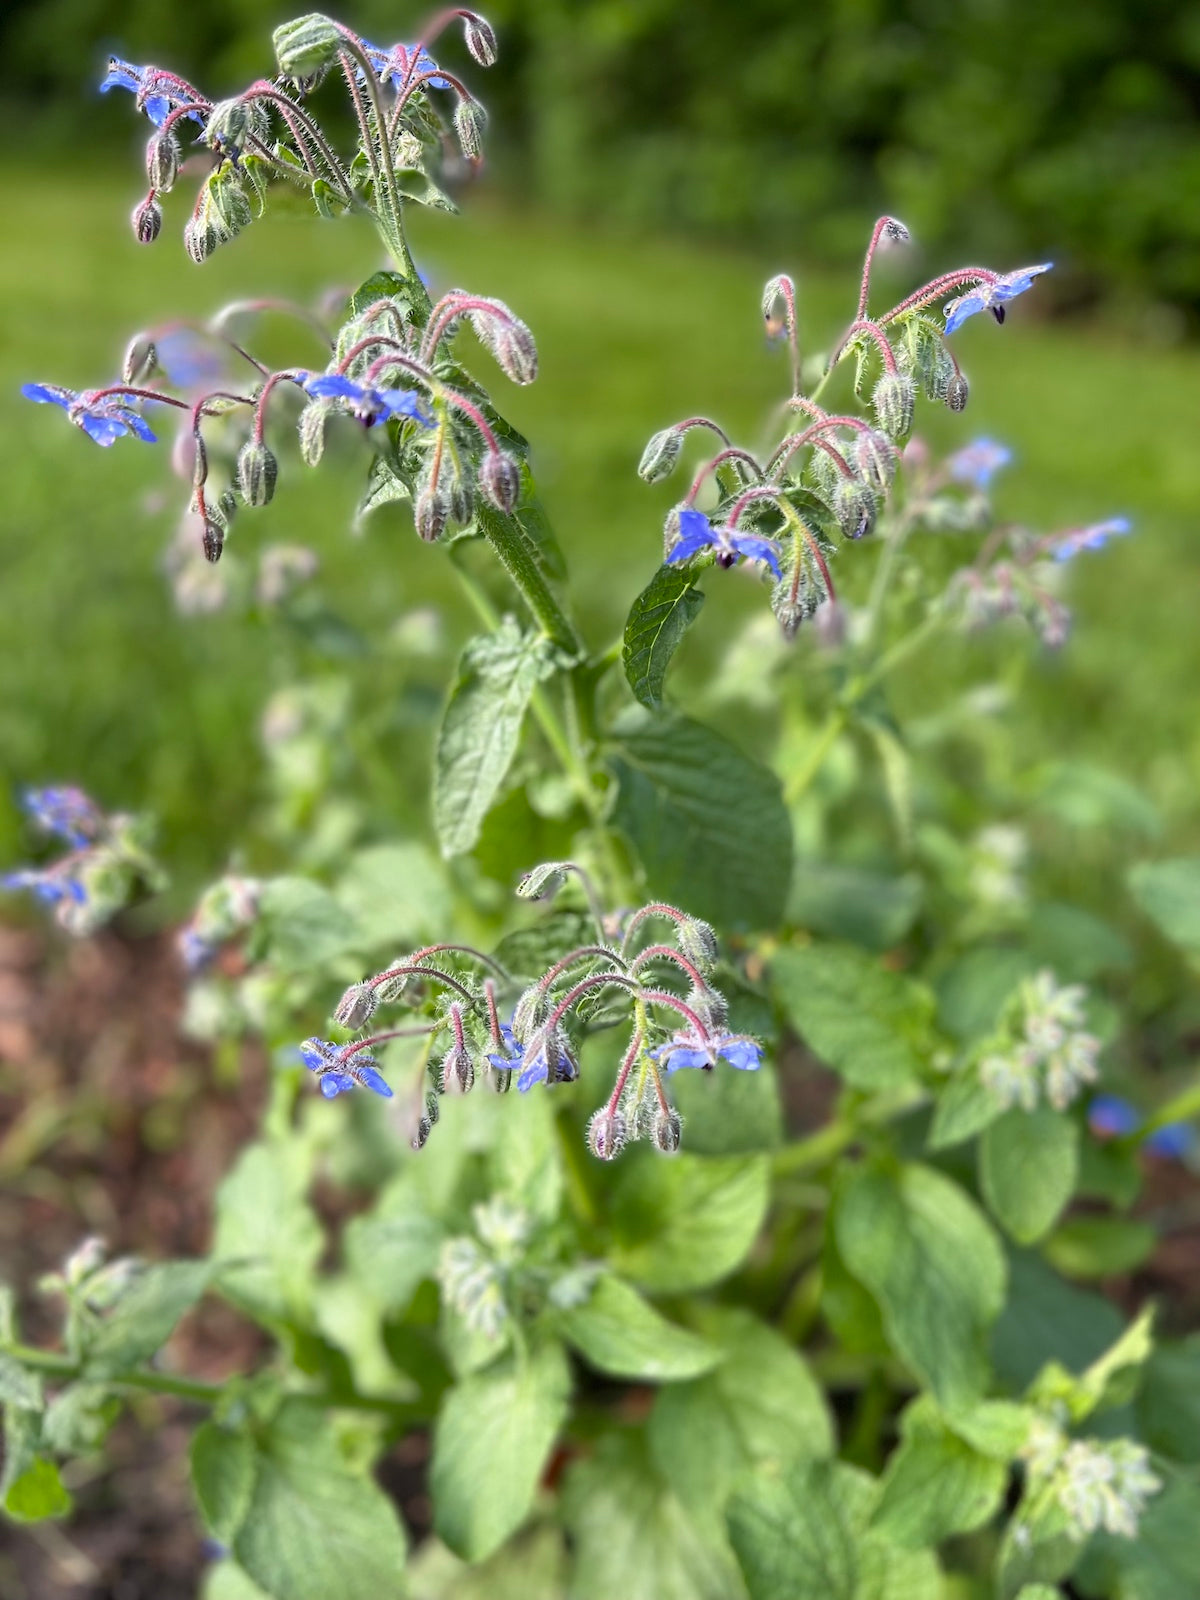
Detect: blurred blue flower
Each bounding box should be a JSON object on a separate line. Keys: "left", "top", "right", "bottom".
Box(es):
{"left": 666, "top": 508, "right": 782, "bottom": 579}
{"left": 486, "top": 1020, "right": 522, "bottom": 1074}
{"left": 1088, "top": 1093, "right": 1192, "bottom": 1159}
{"left": 1, "top": 867, "right": 87, "bottom": 907}
{"left": 362, "top": 41, "right": 450, "bottom": 91}
{"left": 653, "top": 1029, "right": 763, "bottom": 1074}
{"left": 100, "top": 57, "right": 206, "bottom": 128}
{"left": 948, "top": 439, "right": 1011, "bottom": 490}
{"left": 943, "top": 264, "right": 1053, "bottom": 336}
{"left": 1050, "top": 518, "right": 1132, "bottom": 563}
{"left": 23, "top": 383, "right": 157, "bottom": 447}
{"left": 302, "top": 372, "right": 432, "bottom": 428}
{"left": 299, "top": 1037, "right": 392, "bottom": 1098}
{"left": 22, "top": 786, "right": 100, "bottom": 848}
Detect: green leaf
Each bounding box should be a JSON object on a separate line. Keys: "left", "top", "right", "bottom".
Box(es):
{"left": 84, "top": 1260, "right": 212, "bottom": 1377}
{"left": 1128, "top": 857, "right": 1200, "bottom": 955}
{"left": 194, "top": 1402, "right": 408, "bottom": 1600}
{"left": 979, "top": 1107, "right": 1079, "bottom": 1244}
{"left": 1073, "top": 1469, "right": 1200, "bottom": 1600}
{"left": 928, "top": 1068, "right": 1003, "bottom": 1150}
{"left": 648, "top": 1307, "right": 833, "bottom": 1513}
{"left": 788, "top": 863, "right": 923, "bottom": 951}
{"left": 431, "top": 1340, "right": 570, "bottom": 1562}
{"left": 335, "top": 842, "right": 450, "bottom": 951}
{"left": 668, "top": 1051, "right": 783, "bottom": 1154}
{"left": 3, "top": 1455, "right": 72, "bottom": 1522}
{"left": 202, "top": 1561, "right": 273, "bottom": 1600}
{"left": 434, "top": 619, "right": 558, "bottom": 858}
{"left": 1137, "top": 1337, "right": 1200, "bottom": 1463}
{"left": 405, "top": 1524, "right": 566, "bottom": 1600}
{"left": 772, "top": 943, "right": 935, "bottom": 1091}
{"left": 860, "top": 716, "right": 913, "bottom": 851}
{"left": 343, "top": 1172, "right": 445, "bottom": 1315}
{"left": 935, "top": 947, "right": 1035, "bottom": 1042}
{"left": 213, "top": 1143, "right": 323, "bottom": 1324}
{"left": 355, "top": 455, "right": 410, "bottom": 520}
{"left": 622, "top": 564, "right": 705, "bottom": 709}
{"left": 0, "top": 1352, "right": 42, "bottom": 1411}
{"left": 727, "top": 1459, "right": 940, "bottom": 1600}
{"left": 609, "top": 711, "right": 792, "bottom": 931}
{"left": 1029, "top": 1304, "right": 1155, "bottom": 1423}
{"left": 562, "top": 1430, "right": 738, "bottom": 1600}
{"left": 258, "top": 878, "right": 359, "bottom": 972}
{"left": 559, "top": 1275, "right": 721, "bottom": 1382}
{"left": 487, "top": 1087, "right": 563, "bottom": 1226}
{"left": 835, "top": 1162, "right": 1006, "bottom": 1409}
{"left": 991, "top": 1248, "right": 1123, "bottom": 1394}
{"left": 870, "top": 1395, "right": 1007, "bottom": 1547}
{"left": 609, "top": 1152, "right": 770, "bottom": 1293}
{"left": 1044, "top": 1214, "right": 1156, "bottom": 1278}
{"left": 1027, "top": 902, "right": 1133, "bottom": 980}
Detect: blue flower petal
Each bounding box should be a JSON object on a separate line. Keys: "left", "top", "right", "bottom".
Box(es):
{"left": 320, "top": 1072, "right": 357, "bottom": 1098}
{"left": 300, "top": 1038, "right": 336, "bottom": 1072}
{"left": 1088, "top": 1094, "right": 1140, "bottom": 1138}
{"left": 730, "top": 534, "right": 783, "bottom": 580}
{"left": 356, "top": 1065, "right": 394, "bottom": 1098}
{"left": 23, "top": 383, "right": 74, "bottom": 410}
{"left": 100, "top": 58, "right": 142, "bottom": 94}
{"left": 120, "top": 412, "right": 158, "bottom": 444}
{"left": 78, "top": 412, "right": 129, "bottom": 447}
{"left": 1146, "top": 1123, "right": 1193, "bottom": 1160}
{"left": 660, "top": 1044, "right": 710, "bottom": 1073}
{"left": 943, "top": 292, "right": 986, "bottom": 336}
{"left": 517, "top": 1052, "right": 548, "bottom": 1092}
{"left": 667, "top": 509, "right": 717, "bottom": 565}
{"left": 719, "top": 1037, "right": 763, "bottom": 1072}
{"left": 378, "top": 388, "right": 434, "bottom": 427}
{"left": 305, "top": 373, "right": 362, "bottom": 401}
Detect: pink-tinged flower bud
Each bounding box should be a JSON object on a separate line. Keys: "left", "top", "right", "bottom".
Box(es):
{"left": 855, "top": 430, "right": 896, "bottom": 493}
{"left": 638, "top": 427, "right": 683, "bottom": 483}
{"left": 201, "top": 519, "right": 225, "bottom": 563}
{"left": 184, "top": 216, "right": 217, "bottom": 264}
{"left": 834, "top": 479, "right": 877, "bottom": 541}
{"left": 415, "top": 487, "right": 451, "bottom": 542}
{"left": 471, "top": 309, "right": 538, "bottom": 385}
{"left": 450, "top": 478, "right": 474, "bottom": 524}
{"left": 191, "top": 433, "right": 209, "bottom": 487}
{"left": 946, "top": 372, "right": 970, "bottom": 413}
{"left": 772, "top": 580, "right": 816, "bottom": 640}
{"left": 333, "top": 981, "right": 378, "bottom": 1030}
{"left": 872, "top": 371, "right": 916, "bottom": 439}
{"left": 479, "top": 450, "right": 521, "bottom": 514}
{"left": 464, "top": 14, "right": 498, "bottom": 66}
{"left": 454, "top": 98, "right": 488, "bottom": 162}
{"left": 133, "top": 195, "right": 162, "bottom": 246}
{"left": 237, "top": 440, "right": 279, "bottom": 507}
{"left": 440, "top": 1043, "right": 476, "bottom": 1096}
{"left": 146, "top": 129, "right": 180, "bottom": 191}
{"left": 587, "top": 1107, "right": 627, "bottom": 1161}
{"left": 122, "top": 334, "right": 158, "bottom": 385}
{"left": 652, "top": 1108, "right": 682, "bottom": 1154}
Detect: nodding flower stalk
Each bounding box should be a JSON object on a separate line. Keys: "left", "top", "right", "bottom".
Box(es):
{"left": 285, "top": 861, "right": 760, "bottom": 1160}
{"left": 638, "top": 215, "right": 1053, "bottom": 644}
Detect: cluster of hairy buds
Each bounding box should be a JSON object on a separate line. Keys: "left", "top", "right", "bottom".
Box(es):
{"left": 300, "top": 862, "right": 760, "bottom": 1161}
{"left": 977, "top": 970, "right": 1101, "bottom": 1113}
{"left": 177, "top": 874, "right": 262, "bottom": 972}
{"left": 637, "top": 219, "right": 1054, "bottom": 647}
{"left": 1, "top": 787, "right": 165, "bottom": 936}
{"left": 438, "top": 1197, "right": 530, "bottom": 1341}
{"left": 1019, "top": 1416, "right": 1160, "bottom": 1542}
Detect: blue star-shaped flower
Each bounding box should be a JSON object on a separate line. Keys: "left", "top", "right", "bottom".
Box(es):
{"left": 23, "top": 383, "right": 157, "bottom": 447}
{"left": 486, "top": 1020, "right": 523, "bottom": 1074}
{"left": 100, "top": 57, "right": 206, "bottom": 128}
{"left": 22, "top": 786, "right": 101, "bottom": 849}
{"left": 299, "top": 1037, "right": 392, "bottom": 1098}
{"left": 1088, "top": 1093, "right": 1192, "bottom": 1160}
{"left": 362, "top": 41, "right": 451, "bottom": 91}
{"left": 666, "top": 508, "right": 782, "bottom": 579}
{"left": 1, "top": 868, "right": 87, "bottom": 907}
{"left": 947, "top": 439, "right": 1011, "bottom": 490}
{"left": 303, "top": 372, "right": 433, "bottom": 428}
{"left": 1050, "top": 517, "right": 1131, "bottom": 563}
{"left": 943, "top": 264, "right": 1053, "bottom": 336}
{"left": 652, "top": 1028, "right": 763, "bottom": 1074}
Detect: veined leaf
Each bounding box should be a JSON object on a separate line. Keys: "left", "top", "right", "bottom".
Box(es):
{"left": 623, "top": 564, "right": 705, "bottom": 708}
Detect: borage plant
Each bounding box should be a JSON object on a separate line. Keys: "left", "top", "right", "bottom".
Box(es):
{"left": 5, "top": 11, "right": 1200, "bottom": 1600}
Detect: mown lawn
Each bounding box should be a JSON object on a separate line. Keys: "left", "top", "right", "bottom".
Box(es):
{"left": 1, "top": 165, "right": 1198, "bottom": 888}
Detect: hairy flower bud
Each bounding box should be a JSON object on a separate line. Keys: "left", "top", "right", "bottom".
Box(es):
{"left": 544, "top": 1029, "right": 580, "bottom": 1084}
{"left": 415, "top": 487, "right": 451, "bottom": 542}
{"left": 688, "top": 982, "right": 729, "bottom": 1031}
{"left": 677, "top": 917, "right": 718, "bottom": 974}
{"left": 440, "top": 1042, "right": 476, "bottom": 1096}
{"left": 464, "top": 14, "right": 498, "bottom": 66}
{"left": 834, "top": 478, "right": 877, "bottom": 541}
{"left": 772, "top": 579, "right": 818, "bottom": 640}
{"left": 855, "top": 430, "right": 896, "bottom": 494}
{"left": 191, "top": 433, "right": 209, "bottom": 487}
{"left": 237, "top": 440, "right": 279, "bottom": 507}
{"left": 333, "top": 981, "right": 378, "bottom": 1031}
{"left": 145, "top": 129, "right": 180, "bottom": 192}
{"left": 872, "top": 371, "right": 916, "bottom": 439}
{"left": 587, "top": 1107, "right": 627, "bottom": 1161}
{"left": 470, "top": 308, "right": 538, "bottom": 385}
{"left": 411, "top": 1113, "right": 432, "bottom": 1150}
{"left": 299, "top": 400, "right": 331, "bottom": 466}
{"left": 479, "top": 450, "right": 521, "bottom": 514}
{"left": 946, "top": 372, "right": 970, "bottom": 413}
{"left": 652, "top": 1108, "right": 683, "bottom": 1154}
{"left": 132, "top": 195, "right": 162, "bottom": 246}
{"left": 273, "top": 13, "right": 342, "bottom": 80}
{"left": 122, "top": 334, "right": 158, "bottom": 386}
{"left": 207, "top": 97, "right": 251, "bottom": 158}
{"left": 513, "top": 986, "right": 550, "bottom": 1043}
{"left": 449, "top": 478, "right": 475, "bottom": 524}
{"left": 638, "top": 427, "right": 683, "bottom": 483}
{"left": 425, "top": 1090, "right": 441, "bottom": 1125}
{"left": 453, "top": 98, "right": 488, "bottom": 163}
{"left": 184, "top": 216, "right": 218, "bottom": 264}
{"left": 201, "top": 519, "right": 225, "bottom": 563}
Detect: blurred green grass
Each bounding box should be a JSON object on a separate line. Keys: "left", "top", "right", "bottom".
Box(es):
{"left": 1, "top": 165, "right": 1198, "bottom": 891}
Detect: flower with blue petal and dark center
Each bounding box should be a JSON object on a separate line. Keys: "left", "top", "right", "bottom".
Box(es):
{"left": 1, "top": 867, "right": 88, "bottom": 908}
{"left": 651, "top": 1028, "right": 764, "bottom": 1075}
{"left": 1050, "top": 518, "right": 1131, "bottom": 563}
{"left": 302, "top": 373, "right": 433, "bottom": 429}
{"left": 948, "top": 439, "right": 1011, "bottom": 491}
{"left": 299, "top": 1037, "right": 393, "bottom": 1099}
{"left": 1088, "top": 1093, "right": 1192, "bottom": 1160}
{"left": 667, "top": 508, "right": 782, "bottom": 578}
{"left": 100, "top": 58, "right": 207, "bottom": 128}
{"left": 362, "top": 41, "right": 451, "bottom": 91}
{"left": 22, "top": 384, "right": 157, "bottom": 447}
{"left": 943, "top": 264, "right": 1053, "bottom": 336}
{"left": 22, "top": 786, "right": 101, "bottom": 849}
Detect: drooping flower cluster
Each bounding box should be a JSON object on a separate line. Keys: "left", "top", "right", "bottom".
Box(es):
{"left": 637, "top": 216, "right": 1054, "bottom": 640}
{"left": 978, "top": 969, "right": 1101, "bottom": 1112}
{"left": 24, "top": 11, "right": 538, "bottom": 571}
{"left": 1019, "top": 1416, "right": 1160, "bottom": 1542}
{"left": 1, "top": 787, "right": 164, "bottom": 935}
{"left": 295, "top": 860, "right": 761, "bottom": 1159}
